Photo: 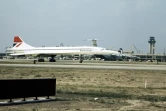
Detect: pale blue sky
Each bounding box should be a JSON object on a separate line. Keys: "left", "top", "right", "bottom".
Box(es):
{"left": 0, "top": 0, "right": 166, "bottom": 54}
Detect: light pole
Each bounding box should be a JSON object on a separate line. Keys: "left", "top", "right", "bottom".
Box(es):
{"left": 5, "top": 47, "right": 8, "bottom": 57}
{"left": 152, "top": 47, "right": 155, "bottom": 61}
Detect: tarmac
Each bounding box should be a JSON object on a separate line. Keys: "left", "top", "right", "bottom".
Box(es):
{"left": 0, "top": 60, "right": 166, "bottom": 70}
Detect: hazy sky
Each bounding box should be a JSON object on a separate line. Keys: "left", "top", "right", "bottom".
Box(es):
{"left": 0, "top": 0, "right": 166, "bottom": 54}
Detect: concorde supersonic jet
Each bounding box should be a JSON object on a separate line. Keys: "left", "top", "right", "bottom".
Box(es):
{"left": 6, "top": 36, "right": 120, "bottom": 63}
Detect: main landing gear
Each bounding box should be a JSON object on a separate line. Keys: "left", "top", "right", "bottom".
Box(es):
{"left": 79, "top": 55, "right": 83, "bottom": 63}
{"left": 37, "top": 55, "right": 56, "bottom": 62}
{"left": 49, "top": 55, "right": 56, "bottom": 62}
{"left": 38, "top": 58, "right": 45, "bottom": 62}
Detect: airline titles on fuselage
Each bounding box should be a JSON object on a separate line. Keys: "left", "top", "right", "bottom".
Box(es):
{"left": 80, "top": 48, "right": 92, "bottom": 52}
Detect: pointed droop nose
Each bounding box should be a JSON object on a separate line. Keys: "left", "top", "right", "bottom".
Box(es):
{"left": 113, "top": 51, "right": 120, "bottom": 56}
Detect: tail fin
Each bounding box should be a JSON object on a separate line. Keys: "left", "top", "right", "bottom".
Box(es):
{"left": 13, "top": 36, "right": 23, "bottom": 47}
{"left": 13, "top": 36, "right": 34, "bottom": 49}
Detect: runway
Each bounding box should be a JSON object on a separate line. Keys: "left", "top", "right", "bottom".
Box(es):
{"left": 0, "top": 62, "right": 166, "bottom": 70}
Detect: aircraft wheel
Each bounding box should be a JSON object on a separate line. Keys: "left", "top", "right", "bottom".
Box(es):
{"left": 49, "top": 59, "right": 56, "bottom": 62}
{"left": 38, "top": 59, "right": 45, "bottom": 62}
{"left": 79, "top": 60, "right": 83, "bottom": 63}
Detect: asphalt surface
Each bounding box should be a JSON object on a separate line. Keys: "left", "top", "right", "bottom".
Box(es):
{"left": 0, "top": 61, "right": 166, "bottom": 70}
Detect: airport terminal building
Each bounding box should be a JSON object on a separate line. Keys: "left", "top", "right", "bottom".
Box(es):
{"left": 133, "top": 37, "right": 166, "bottom": 62}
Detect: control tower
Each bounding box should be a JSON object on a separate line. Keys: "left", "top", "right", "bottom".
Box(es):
{"left": 148, "top": 37, "right": 156, "bottom": 54}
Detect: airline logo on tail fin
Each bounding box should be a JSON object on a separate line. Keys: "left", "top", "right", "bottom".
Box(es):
{"left": 13, "top": 36, "right": 23, "bottom": 47}
{"left": 12, "top": 36, "right": 34, "bottom": 49}
{"left": 15, "top": 43, "right": 22, "bottom": 47}
{"left": 14, "top": 36, "right": 23, "bottom": 43}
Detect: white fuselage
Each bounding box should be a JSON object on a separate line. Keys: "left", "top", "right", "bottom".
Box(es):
{"left": 7, "top": 46, "right": 120, "bottom": 56}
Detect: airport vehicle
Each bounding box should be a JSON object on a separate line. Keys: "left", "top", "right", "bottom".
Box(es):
{"left": 7, "top": 36, "right": 120, "bottom": 63}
